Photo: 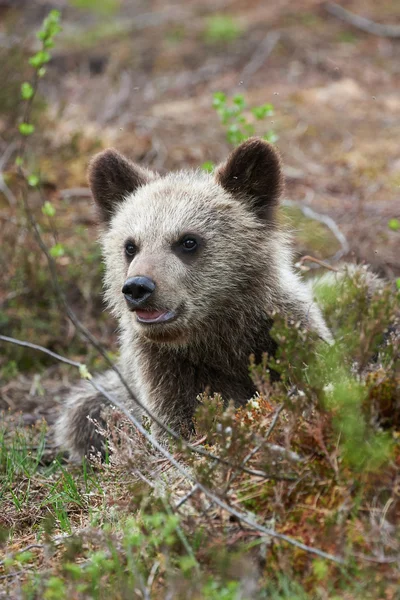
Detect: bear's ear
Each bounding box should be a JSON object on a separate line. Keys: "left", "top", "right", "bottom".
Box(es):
{"left": 88, "top": 149, "right": 156, "bottom": 223}
{"left": 215, "top": 138, "right": 284, "bottom": 222}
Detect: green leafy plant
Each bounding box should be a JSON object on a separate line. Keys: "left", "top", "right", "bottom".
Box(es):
{"left": 388, "top": 218, "right": 400, "bottom": 231}
{"left": 212, "top": 92, "right": 277, "bottom": 145}
{"left": 202, "top": 92, "right": 278, "bottom": 172}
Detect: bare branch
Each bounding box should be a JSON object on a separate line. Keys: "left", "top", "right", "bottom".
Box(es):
{"left": 225, "top": 404, "right": 290, "bottom": 497}
{"left": 59, "top": 187, "right": 92, "bottom": 199}
{"left": 325, "top": 2, "right": 400, "bottom": 38}
{"left": 175, "top": 483, "right": 200, "bottom": 509}
{"left": 0, "top": 335, "right": 82, "bottom": 368}
{"left": 283, "top": 198, "right": 349, "bottom": 262}
{"left": 0, "top": 569, "right": 31, "bottom": 581}
{"left": 241, "top": 32, "right": 280, "bottom": 84}
{"left": 0, "top": 141, "right": 17, "bottom": 207}
{"left": 297, "top": 255, "right": 340, "bottom": 272}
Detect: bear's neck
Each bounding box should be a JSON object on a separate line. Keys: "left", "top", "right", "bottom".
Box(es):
{"left": 120, "top": 309, "right": 276, "bottom": 435}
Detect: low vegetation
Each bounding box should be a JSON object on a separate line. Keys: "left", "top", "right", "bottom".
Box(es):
{"left": 1, "top": 5, "right": 399, "bottom": 599}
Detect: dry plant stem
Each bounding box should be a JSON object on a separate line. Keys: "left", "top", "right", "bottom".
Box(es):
{"left": 282, "top": 198, "right": 349, "bottom": 262}
{"left": 227, "top": 403, "right": 285, "bottom": 490}
{"left": 0, "top": 570, "right": 31, "bottom": 581}
{"left": 241, "top": 31, "right": 280, "bottom": 83}
{"left": 0, "top": 334, "right": 292, "bottom": 481}
{"left": 0, "top": 335, "right": 82, "bottom": 368}
{"left": 0, "top": 141, "right": 18, "bottom": 207}
{"left": 174, "top": 483, "right": 200, "bottom": 509}
{"left": 298, "top": 256, "right": 339, "bottom": 272}
{"left": 0, "top": 335, "right": 344, "bottom": 564}
{"left": 325, "top": 2, "right": 400, "bottom": 38}
{"left": 59, "top": 187, "right": 93, "bottom": 199}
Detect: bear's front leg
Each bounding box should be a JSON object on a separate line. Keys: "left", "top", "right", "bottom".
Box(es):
{"left": 55, "top": 369, "right": 138, "bottom": 461}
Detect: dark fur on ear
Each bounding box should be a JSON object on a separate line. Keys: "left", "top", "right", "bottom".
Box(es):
{"left": 215, "top": 138, "right": 284, "bottom": 222}
{"left": 88, "top": 149, "right": 156, "bottom": 223}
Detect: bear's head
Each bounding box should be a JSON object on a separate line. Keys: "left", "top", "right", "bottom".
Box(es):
{"left": 89, "top": 138, "right": 284, "bottom": 344}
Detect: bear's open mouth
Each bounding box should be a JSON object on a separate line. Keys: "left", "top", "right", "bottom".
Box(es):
{"left": 135, "top": 309, "right": 177, "bottom": 324}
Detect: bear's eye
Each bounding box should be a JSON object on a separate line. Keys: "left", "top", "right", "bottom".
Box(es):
{"left": 180, "top": 236, "right": 198, "bottom": 252}
{"left": 124, "top": 241, "right": 137, "bottom": 258}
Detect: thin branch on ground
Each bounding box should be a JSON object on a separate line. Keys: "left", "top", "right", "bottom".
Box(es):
{"left": 282, "top": 198, "right": 350, "bottom": 263}
{"left": 297, "top": 255, "right": 340, "bottom": 272}
{"left": 241, "top": 31, "right": 280, "bottom": 84}
{"left": 0, "top": 544, "right": 44, "bottom": 568}
{"left": 59, "top": 187, "right": 92, "bottom": 199}
{"left": 175, "top": 483, "right": 200, "bottom": 509}
{"left": 0, "top": 141, "right": 17, "bottom": 206}
{"left": 227, "top": 404, "right": 285, "bottom": 491}
{"left": 0, "top": 335, "right": 82, "bottom": 369}
{"left": 352, "top": 553, "right": 399, "bottom": 564}
{"left": 325, "top": 2, "right": 400, "bottom": 38}
{"left": 0, "top": 569, "right": 31, "bottom": 581}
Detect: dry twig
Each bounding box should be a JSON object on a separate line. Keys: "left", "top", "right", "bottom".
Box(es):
{"left": 283, "top": 198, "right": 349, "bottom": 262}
{"left": 325, "top": 2, "right": 400, "bottom": 38}
{"left": 297, "top": 255, "right": 340, "bottom": 272}
{"left": 241, "top": 32, "right": 280, "bottom": 84}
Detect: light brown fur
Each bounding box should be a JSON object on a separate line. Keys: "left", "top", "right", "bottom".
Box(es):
{"left": 55, "top": 139, "right": 332, "bottom": 460}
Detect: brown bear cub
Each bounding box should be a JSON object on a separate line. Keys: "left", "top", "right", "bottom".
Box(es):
{"left": 56, "top": 138, "right": 332, "bottom": 460}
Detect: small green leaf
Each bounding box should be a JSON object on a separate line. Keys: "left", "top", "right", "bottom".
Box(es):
{"left": 17, "top": 551, "right": 34, "bottom": 564}
{"left": 38, "top": 67, "right": 47, "bottom": 78}
{"left": 19, "top": 123, "right": 35, "bottom": 136}
{"left": 252, "top": 103, "right": 274, "bottom": 120}
{"left": 28, "top": 174, "right": 39, "bottom": 187}
{"left": 42, "top": 201, "right": 56, "bottom": 217}
{"left": 232, "top": 94, "right": 245, "bottom": 110}
{"left": 212, "top": 91, "right": 226, "bottom": 108}
{"left": 201, "top": 161, "right": 215, "bottom": 173}
{"left": 63, "top": 563, "right": 82, "bottom": 579}
{"left": 396, "top": 278, "right": 400, "bottom": 290}
{"left": 388, "top": 218, "right": 400, "bottom": 231}
{"left": 21, "top": 82, "right": 34, "bottom": 100}
{"left": 15, "top": 156, "right": 24, "bottom": 167}
{"left": 50, "top": 243, "right": 65, "bottom": 258}
{"left": 29, "top": 50, "right": 51, "bottom": 69}
{"left": 263, "top": 131, "right": 278, "bottom": 144}
{"left": 312, "top": 558, "right": 329, "bottom": 581}
{"left": 79, "top": 364, "right": 92, "bottom": 380}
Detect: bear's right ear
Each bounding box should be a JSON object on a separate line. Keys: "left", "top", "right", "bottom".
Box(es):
{"left": 88, "top": 149, "right": 156, "bottom": 223}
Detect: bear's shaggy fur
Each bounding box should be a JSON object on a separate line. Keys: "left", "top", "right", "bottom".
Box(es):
{"left": 56, "top": 138, "right": 332, "bottom": 460}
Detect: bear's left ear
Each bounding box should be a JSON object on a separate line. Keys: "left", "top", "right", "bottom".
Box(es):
{"left": 88, "top": 149, "right": 157, "bottom": 223}
{"left": 215, "top": 138, "right": 284, "bottom": 222}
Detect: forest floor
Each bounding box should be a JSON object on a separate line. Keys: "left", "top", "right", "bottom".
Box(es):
{"left": 0, "top": 1, "right": 399, "bottom": 598}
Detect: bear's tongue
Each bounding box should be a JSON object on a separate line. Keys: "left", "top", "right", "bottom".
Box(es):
{"left": 135, "top": 309, "right": 172, "bottom": 323}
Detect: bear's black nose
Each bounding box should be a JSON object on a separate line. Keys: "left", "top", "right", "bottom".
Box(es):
{"left": 122, "top": 276, "right": 156, "bottom": 306}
